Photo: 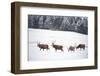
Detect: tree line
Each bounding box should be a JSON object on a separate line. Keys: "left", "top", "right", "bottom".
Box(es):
{"left": 28, "top": 15, "right": 88, "bottom": 35}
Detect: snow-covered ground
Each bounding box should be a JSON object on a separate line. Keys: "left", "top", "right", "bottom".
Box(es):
{"left": 28, "top": 28, "right": 88, "bottom": 61}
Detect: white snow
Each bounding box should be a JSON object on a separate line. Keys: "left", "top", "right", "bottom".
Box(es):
{"left": 28, "top": 28, "right": 88, "bottom": 61}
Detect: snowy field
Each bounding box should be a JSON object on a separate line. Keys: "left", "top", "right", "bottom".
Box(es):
{"left": 28, "top": 28, "right": 88, "bottom": 61}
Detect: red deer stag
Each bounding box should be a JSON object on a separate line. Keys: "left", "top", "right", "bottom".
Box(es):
{"left": 37, "top": 43, "right": 49, "bottom": 51}
{"left": 68, "top": 46, "right": 75, "bottom": 52}
{"left": 52, "top": 42, "right": 63, "bottom": 52}
{"left": 76, "top": 44, "right": 85, "bottom": 50}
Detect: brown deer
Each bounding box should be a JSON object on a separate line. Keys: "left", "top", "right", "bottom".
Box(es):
{"left": 52, "top": 42, "right": 63, "bottom": 52}
{"left": 76, "top": 44, "right": 85, "bottom": 50}
{"left": 68, "top": 46, "right": 75, "bottom": 52}
{"left": 37, "top": 43, "right": 49, "bottom": 51}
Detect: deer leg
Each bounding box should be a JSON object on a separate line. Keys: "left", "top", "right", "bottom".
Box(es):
{"left": 83, "top": 47, "right": 85, "bottom": 50}
{"left": 55, "top": 49, "right": 57, "bottom": 52}
{"left": 80, "top": 48, "right": 82, "bottom": 51}
{"left": 61, "top": 49, "right": 63, "bottom": 52}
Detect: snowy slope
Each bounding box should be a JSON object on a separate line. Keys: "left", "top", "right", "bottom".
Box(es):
{"left": 28, "top": 28, "right": 88, "bottom": 61}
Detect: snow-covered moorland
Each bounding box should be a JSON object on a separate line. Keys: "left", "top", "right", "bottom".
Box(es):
{"left": 28, "top": 28, "right": 88, "bottom": 61}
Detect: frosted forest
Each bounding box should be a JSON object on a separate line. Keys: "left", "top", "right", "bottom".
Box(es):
{"left": 28, "top": 15, "right": 88, "bottom": 34}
